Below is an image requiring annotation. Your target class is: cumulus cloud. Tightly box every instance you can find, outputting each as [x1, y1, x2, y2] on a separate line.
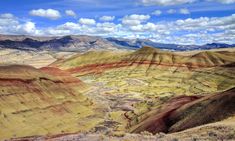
[0, 13, 41, 35]
[99, 16, 115, 21]
[96, 22, 117, 32]
[29, 9, 61, 20]
[58, 22, 81, 30]
[0, 13, 14, 19]
[79, 18, 96, 25]
[179, 8, 190, 14]
[65, 10, 76, 17]
[122, 14, 150, 26]
[0, 13, 18, 26]
[152, 10, 162, 16]
[21, 22, 36, 33]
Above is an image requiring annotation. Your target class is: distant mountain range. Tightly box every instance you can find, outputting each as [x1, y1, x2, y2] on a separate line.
[0, 35, 120, 52]
[107, 37, 235, 51]
[0, 34, 234, 52]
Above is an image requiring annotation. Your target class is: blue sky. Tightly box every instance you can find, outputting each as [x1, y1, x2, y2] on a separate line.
[0, 0, 235, 44]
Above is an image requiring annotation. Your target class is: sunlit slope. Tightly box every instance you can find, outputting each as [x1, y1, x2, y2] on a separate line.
[0, 65, 104, 140]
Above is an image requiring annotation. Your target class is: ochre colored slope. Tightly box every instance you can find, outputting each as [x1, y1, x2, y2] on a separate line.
[0, 65, 104, 140]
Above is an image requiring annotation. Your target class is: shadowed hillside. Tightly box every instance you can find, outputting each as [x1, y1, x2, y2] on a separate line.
[129, 88, 235, 134]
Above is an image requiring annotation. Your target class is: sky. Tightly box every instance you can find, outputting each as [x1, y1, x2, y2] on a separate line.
[0, 0, 235, 45]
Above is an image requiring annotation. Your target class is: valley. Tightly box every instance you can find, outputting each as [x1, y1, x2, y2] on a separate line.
[0, 35, 234, 141]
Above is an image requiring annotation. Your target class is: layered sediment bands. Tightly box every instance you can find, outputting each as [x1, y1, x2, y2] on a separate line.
[168, 88, 235, 133]
[129, 88, 235, 134]
[0, 65, 103, 140]
[54, 46, 235, 75]
[128, 96, 202, 134]
[54, 46, 235, 97]
[40, 67, 84, 84]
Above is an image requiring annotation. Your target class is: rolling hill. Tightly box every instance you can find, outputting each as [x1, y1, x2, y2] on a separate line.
[0, 65, 105, 140]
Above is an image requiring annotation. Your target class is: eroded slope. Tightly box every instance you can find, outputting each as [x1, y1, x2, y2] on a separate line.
[0, 65, 105, 140]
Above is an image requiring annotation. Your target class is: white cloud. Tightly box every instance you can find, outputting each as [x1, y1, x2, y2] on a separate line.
[152, 10, 162, 16]
[179, 8, 190, 14]
[0, 13, 18, 26]
[96, 22, 117, 32]
[29, 9, 61, 20]
[99, 16, 115, 21]
[167, 9, 177, 14]
[139, 0, 196, 6]
[63, 22, 81, 29]
[79, 18, 96, 25]
[21, 22, 36, 33]
[122, 14, 150, 26]
[0, 13, 14, 19]
[65, 10, 76, 17]
[0, 13, 41, 35]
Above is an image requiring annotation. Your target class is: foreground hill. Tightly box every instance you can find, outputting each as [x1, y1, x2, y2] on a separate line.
[0, 65, 105, 140]
[129, 88, 235, 134]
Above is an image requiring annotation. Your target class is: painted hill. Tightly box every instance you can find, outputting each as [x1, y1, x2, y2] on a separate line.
[0, 65, 105, 140]
[53, 46, 235, 74]
[129, 88, 235, 134]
